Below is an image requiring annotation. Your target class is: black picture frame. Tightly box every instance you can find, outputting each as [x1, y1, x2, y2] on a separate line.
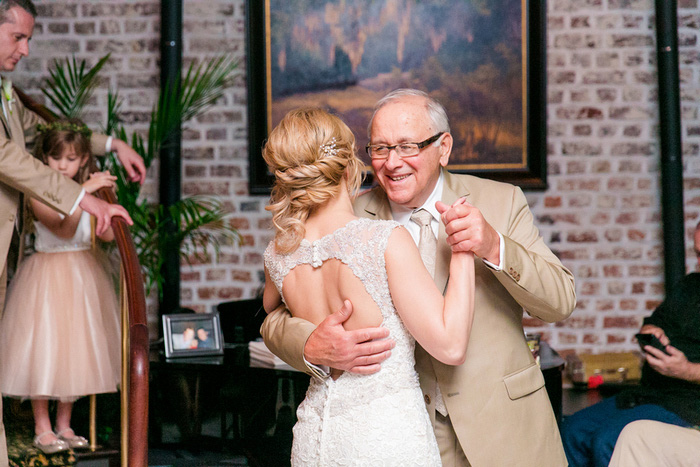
[246, 0, 547, 194]
[162, 312, 224, 358]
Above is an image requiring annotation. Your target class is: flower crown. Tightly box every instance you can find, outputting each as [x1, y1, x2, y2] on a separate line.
[36, 121, 92, 138]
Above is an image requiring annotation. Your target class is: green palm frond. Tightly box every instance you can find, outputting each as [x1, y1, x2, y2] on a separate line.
[41, 54, 111, 119]
[148, 55, 240, 161]
[179, 56, 239, 123]
[103, 89, 123, 136]
[41, 53, 243, 299]
[128, 197, 242, 297]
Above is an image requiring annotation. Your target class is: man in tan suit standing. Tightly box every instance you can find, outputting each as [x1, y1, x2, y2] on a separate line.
[261, 89, 576, 466]
[0, 1, 146, 464]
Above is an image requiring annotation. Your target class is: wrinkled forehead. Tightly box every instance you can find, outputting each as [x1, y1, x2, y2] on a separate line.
[371, 99, 434, 139]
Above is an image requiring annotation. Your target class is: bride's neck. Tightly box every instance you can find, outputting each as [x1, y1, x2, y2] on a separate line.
[306, 180, 356, 230]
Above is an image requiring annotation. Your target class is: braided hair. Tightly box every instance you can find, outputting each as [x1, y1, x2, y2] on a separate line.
[263, 108, 363, 254]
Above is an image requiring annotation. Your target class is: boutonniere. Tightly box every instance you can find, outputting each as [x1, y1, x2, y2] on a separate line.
[2, 78, 14, 114]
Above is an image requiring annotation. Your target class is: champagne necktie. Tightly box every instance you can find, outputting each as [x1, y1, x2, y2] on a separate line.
[410, 209, 436, 278]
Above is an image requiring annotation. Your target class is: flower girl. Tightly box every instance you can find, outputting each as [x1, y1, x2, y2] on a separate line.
[0, 120, 121, 454]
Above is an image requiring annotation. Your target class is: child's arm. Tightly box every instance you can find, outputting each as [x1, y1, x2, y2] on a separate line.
[263, 266, 282, 313]
[31, 171, 118, 239]
[86, 172, 117, 242]
[30, 197, 83, 238]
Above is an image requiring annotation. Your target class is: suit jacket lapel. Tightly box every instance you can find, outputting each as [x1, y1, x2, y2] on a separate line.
[0, 90, 10, 139]
[355, 186, 393, 221]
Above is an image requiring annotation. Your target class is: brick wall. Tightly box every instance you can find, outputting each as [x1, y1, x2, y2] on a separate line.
[538, 0, 700, 355]
[14, 0, 700, 352]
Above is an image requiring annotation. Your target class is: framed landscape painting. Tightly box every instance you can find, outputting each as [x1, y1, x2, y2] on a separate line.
[247, 0, 546, 193]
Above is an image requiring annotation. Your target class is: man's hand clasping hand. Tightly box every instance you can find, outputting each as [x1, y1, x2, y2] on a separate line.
[304, 300, 395, 375]
[436, 198, 501, 265]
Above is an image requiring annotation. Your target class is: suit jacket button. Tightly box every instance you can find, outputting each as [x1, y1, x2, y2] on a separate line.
[424, 394, 431, 405]
[8, 214, 13, 222]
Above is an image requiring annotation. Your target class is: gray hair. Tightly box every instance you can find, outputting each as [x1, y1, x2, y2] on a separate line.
[0, 0, 37, 25]
[367, 89, 451, 138]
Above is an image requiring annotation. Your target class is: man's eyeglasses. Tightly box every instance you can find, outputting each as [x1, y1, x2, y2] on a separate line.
[365, 132, 445, 160]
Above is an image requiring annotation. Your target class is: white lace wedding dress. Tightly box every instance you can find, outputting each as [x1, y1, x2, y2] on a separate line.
[265, 218, 441, 467]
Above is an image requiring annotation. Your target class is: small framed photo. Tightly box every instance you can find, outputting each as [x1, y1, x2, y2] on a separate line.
[162, 312, 224, 358]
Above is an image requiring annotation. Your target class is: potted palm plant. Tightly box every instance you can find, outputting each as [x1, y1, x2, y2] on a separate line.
[40, 54, 242, 299]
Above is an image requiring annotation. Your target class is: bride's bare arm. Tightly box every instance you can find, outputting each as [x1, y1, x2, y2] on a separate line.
[385, 227, 475, 365]
[263, 266, 282, 313]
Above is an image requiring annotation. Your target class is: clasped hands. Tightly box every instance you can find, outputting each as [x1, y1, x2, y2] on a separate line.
[304, 198, 500, 374]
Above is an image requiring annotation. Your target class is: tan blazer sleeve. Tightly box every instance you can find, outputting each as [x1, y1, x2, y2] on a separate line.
[493, 185, 576, 322]
[89, 133, 109, 156]
[260, 305, 319, 376]
[0, 137, 82, 215]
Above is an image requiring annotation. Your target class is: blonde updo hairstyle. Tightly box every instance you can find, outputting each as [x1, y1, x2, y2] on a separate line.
[263, 107, 363, 254]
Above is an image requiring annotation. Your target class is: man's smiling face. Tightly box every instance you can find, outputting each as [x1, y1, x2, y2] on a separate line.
[369, 95, 451, 209]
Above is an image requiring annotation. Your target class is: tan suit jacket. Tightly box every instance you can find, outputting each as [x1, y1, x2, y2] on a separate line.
[261, 170, 576, 466]
[0, 85, 109, 307]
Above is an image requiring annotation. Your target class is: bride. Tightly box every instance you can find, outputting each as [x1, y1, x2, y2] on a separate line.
[262, 107, 475, 466]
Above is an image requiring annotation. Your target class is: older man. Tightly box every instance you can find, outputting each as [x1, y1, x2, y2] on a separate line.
[261, 89, 576, 466]
[0, 0, 145, 463]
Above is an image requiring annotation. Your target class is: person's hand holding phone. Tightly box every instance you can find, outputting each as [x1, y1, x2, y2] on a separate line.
[638, 324, 669, 345]
[635, 332, 670, 355]
[635, 325, 699, 381]
[644, 343, 696, 381]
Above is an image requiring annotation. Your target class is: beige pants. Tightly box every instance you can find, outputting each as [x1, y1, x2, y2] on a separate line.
[609, 420, 700, 467]
[434, 412, 470, 467]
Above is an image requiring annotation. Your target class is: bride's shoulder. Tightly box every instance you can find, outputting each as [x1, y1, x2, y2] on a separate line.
[353, 217, 401, 230]
[348, 218, 403, 239]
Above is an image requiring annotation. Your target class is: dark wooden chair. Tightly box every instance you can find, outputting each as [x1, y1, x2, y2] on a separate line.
[216, 298, 266, 344]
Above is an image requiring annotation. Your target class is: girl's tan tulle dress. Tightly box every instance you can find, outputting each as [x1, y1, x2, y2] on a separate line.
[0, 211, 120, 402]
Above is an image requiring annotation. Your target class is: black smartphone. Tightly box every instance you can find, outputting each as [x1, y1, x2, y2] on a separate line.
[635, 333, 670, 355]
